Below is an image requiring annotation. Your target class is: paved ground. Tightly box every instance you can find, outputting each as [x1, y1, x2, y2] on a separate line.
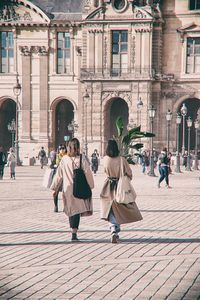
[0, 163, 200, 300]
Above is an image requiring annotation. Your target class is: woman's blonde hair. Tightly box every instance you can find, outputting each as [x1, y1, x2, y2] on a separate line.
[67, 138, 80, 157]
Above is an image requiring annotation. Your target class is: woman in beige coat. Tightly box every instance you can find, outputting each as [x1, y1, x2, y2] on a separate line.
[51, 138, 94, 241]
[100, 140, 142, 243]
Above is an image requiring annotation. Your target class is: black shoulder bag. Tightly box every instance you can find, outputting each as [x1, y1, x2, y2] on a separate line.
[72, 154, 92, 199]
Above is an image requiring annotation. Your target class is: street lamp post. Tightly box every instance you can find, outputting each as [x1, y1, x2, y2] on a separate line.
[67, 120, 79, 138]
[180, 103, 187, 155]
[137, 97, 143, 126]
[7, 119, 16, 149]
[148, 105, 156, 177]
[13, 73, 21, 166]
[166, 109, 172, 153]
[193, 119, 199, 170]
[186, 116, 193, 171]
[83, 89, 90, 157]
[175, 113, 182, 173]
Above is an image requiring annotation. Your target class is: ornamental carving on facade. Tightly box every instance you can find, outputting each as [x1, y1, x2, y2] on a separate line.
[19, 46, 31, 56]
[103, 36, 108, 70]
[102, 91, 131, 103]
[131, 35, 135, 68]
[0, 6, 33, 22]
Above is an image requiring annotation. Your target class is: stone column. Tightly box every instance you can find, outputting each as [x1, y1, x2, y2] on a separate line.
[95, 31, 103, 73]
[39, 46, 49, 141]
[19, 46, 31, 140]
[135, 30, 142, 73]
[87, 31, 95, 70]
[70, 29, 75, 76]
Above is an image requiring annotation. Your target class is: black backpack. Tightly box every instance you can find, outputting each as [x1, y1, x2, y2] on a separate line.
[72, 154, 92, 199]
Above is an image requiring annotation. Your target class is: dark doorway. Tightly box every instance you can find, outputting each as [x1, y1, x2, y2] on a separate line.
[178, 98, 200, 151]
[55, 100, 74, 149]
[0, 99, 16, 152]
[105, 98, 129, 140]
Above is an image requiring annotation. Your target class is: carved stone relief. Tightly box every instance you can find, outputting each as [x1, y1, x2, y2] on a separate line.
[19, 46, 49, 56]
[102, 91, 132, 103]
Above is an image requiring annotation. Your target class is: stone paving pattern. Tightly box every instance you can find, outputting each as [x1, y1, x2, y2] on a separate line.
[0, 164, 200, 299]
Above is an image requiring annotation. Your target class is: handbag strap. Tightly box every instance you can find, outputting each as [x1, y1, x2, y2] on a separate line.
[120, 157, 124, 178]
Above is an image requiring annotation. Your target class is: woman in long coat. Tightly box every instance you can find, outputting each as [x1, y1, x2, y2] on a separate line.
[51, 138, 94, 241]
[100, 140, 142, 243]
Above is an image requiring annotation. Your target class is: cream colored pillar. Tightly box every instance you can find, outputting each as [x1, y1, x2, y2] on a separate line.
[20, 46, 31, 140]
[87, 31, 95, 70]
[95, 31, 103, 72]
[39, 47, 49, 140]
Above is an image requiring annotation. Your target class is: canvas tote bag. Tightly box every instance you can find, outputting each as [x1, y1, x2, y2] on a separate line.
[115, 157, 137, 204]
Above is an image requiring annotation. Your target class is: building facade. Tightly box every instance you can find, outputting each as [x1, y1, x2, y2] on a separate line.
[0, 0, 200, 163]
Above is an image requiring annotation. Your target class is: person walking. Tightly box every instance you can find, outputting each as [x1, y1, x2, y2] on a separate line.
[0, 146, 7, 180]
[38, 146, 47, 169]
[158, 147, 171, 188]
[91, 149, 99, 175]
[51, 138, 94, 241]
[52, 144, 67, 212]
[141, 151, 149, 174]
[100, 139, 143, 244]
[7, 148, 16, 179]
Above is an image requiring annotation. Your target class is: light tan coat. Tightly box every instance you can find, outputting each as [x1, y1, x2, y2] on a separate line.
[51, 155, 94, 217]
[100, 156, 142, 224]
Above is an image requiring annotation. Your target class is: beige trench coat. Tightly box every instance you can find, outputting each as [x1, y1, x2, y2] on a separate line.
[100, 155, 142, 224]
[51, 155, 94, 217]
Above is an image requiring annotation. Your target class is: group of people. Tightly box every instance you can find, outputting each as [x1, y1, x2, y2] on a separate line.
[0, 146, 16, 180]
[50, 138, 142, 243]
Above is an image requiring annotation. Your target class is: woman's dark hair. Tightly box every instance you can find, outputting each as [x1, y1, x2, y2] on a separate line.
[67, 138, 80, 157]
[106, 139, 119, 157]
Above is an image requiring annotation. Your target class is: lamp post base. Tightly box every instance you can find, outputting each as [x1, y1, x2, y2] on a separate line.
[186, 155, 192, 171]
[148, 156, 156, 177]
[175, 154, 181, 173]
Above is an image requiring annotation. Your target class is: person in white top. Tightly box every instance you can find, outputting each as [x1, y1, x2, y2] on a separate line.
[7, 148, 16, 179]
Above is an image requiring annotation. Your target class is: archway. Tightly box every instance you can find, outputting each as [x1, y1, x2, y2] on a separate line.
[104, 97, 129, 141]
[0, 98, 16, 152]
[55, 99, 74, 149]
[178, 98, 200, 151]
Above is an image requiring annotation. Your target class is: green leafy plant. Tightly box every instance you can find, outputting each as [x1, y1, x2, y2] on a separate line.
[114, 116, 155, 164]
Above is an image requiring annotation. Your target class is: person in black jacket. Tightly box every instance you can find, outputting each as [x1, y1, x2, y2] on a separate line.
[0, 146, 7, 180]
[158, 147, 171, 188]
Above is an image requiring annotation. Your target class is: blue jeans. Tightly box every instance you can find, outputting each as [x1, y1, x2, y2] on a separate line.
[108, 208, 120, 234]
[159, 166, 169, 186]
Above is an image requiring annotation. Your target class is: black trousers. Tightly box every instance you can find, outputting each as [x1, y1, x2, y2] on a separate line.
[69, 214, 80, 229]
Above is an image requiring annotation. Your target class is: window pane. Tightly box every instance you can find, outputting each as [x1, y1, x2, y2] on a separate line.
[186, 64, 193, 73]
[197, 0, 200, 8]
[8, 32, 13, 47]
[58, 32, 63, 40]
[8, 49, 13, 58]
[195, 64, 200, 72]
[1, 49, 7, 58]
[64, 36, 70, 48]
[1, 32, 7, 48]
[58, 39, 63, 48]
[58, 49, 63, 58]
[112, 32, 119, 43]
[121, 54, 128, 64]
[121, 31, 128, 42]
[112, 54, 119, 63]
[112, 44, 119, 53]
[121, 43, 128, 52]
[65, 50, 70, 58]
[195, 56, 200, 64]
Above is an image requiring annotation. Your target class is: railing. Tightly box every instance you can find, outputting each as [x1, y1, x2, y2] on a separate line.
[80, 67, 155, 80]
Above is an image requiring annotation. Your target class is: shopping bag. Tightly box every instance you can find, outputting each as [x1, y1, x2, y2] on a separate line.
[115, 158, 137, 204]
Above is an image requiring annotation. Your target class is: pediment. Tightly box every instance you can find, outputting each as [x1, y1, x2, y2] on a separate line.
[84, 3, 153, 22]
[0, 0, 50, 25]
[177, 23, 200, 33]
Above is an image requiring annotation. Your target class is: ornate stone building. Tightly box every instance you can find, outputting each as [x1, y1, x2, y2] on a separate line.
[0, 0, 200, 163]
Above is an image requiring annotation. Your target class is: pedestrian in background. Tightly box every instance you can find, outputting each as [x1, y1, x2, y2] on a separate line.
[51, 138, 94, 241]
[7, 148, 16, 179]
[0, 146, 7, 180]
[38, 146, 47, 169]
[100, 139, 142, 244]
[158, 147, 171, 188]
[91, 149, 99, 175]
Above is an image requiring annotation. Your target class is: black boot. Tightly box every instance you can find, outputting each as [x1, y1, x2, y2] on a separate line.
[71, 233, 79, 241]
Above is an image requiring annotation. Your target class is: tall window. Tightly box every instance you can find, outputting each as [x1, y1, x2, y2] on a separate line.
[0, 32, 14, 73]
[186, 37, 200, 74]
[57, 32, 70, 74]
[112, 30, 128, 75]
[189, 0, 200, 10]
